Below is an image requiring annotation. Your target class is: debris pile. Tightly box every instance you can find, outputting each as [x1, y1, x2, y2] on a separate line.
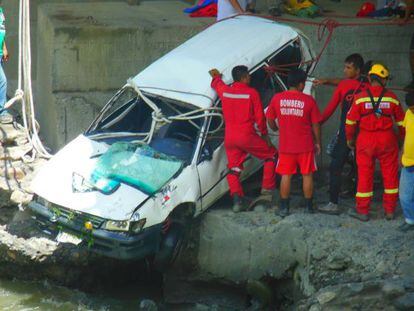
[0, 123, 47, 207]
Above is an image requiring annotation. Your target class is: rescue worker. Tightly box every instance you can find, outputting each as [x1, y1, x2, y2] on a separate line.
[345, 63, 405, 221]
[266, 69, 322, 217]
[209, 66, 277, 212]
[399, 92, 414, 231]
[317, 54, 368, 215]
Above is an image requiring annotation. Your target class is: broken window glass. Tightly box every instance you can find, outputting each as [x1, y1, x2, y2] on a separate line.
[91, 142, 183, 195]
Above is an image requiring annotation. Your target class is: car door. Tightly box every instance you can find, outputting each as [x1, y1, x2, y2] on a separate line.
[196, 115, 229, 210]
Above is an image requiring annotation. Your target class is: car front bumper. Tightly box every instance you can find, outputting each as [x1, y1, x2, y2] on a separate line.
[28, 201, 162, 260]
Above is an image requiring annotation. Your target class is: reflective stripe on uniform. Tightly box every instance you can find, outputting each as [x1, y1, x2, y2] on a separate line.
[355, 97, 399, 105]
[223, 92, 250, 99]
[355, 97, 371, 105]
[384, 188, 399, 194]
[382, 97, 400, 105]
[346, 119, 357, 125]
[356, 191, 374, 198]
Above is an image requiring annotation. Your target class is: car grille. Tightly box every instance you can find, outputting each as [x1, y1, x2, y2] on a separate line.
[50, 204, 105, 229]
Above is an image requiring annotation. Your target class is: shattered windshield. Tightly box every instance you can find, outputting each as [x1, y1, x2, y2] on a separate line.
[87, 86, 204, 163]
[90, 142, 183, 195]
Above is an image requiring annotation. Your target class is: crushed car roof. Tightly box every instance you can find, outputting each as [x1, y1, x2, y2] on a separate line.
[130, 15, 307, 109]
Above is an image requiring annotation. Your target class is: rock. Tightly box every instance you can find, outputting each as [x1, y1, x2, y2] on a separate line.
[326, 253, 351, 271]
[1, 167, 26, 180]
[14, 136, 29, 146]
[376, 260, 389, 275]
[383, 281, 406, 298]
[403, 278, 414, 291]
[138, 299, 158, 311]
[317, 291, 336, 305]
[309, 304, 322, 311]
[10, 190, 33, 205]
[394, 293, 414, 310]
[0, 124, 27, 144]
[0, 145, 32, 161]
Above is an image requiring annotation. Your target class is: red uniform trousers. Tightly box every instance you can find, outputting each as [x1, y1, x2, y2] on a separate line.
[355, 130, 399, 215]
[225, 132, 277, 196]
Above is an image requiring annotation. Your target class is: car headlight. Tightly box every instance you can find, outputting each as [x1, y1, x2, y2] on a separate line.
[102, 218, 146, 233]
[102, 220, 130, 232]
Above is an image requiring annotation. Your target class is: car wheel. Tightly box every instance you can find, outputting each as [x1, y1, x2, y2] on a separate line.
[153, 222, 184, 272]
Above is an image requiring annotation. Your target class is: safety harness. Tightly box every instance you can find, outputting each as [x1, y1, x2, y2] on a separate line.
[362, 87, 391, 118]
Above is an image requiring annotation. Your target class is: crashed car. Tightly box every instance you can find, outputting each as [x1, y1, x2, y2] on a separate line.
[28, 15, 315, 265]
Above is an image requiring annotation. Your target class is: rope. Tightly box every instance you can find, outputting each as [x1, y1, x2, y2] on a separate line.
[125, 83, 224, 143]
[5, 0, 52, 160]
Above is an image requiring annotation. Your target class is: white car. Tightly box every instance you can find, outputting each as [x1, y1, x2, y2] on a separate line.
[28, 15, 315, 265]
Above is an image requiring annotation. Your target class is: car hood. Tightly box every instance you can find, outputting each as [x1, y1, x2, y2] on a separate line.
[31, 135, 150, 221]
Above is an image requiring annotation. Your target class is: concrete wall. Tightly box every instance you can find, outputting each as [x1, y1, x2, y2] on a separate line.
[1, 0, 137, 85]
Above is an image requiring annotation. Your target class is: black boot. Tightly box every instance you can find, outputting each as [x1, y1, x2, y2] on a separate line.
[233, 195, 247, 213]
[276, 198, 290, 217]
[305, 198, 314, 214]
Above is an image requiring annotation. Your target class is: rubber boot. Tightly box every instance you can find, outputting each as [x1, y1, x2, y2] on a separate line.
[385, 212, 395, 221]
[233, 194, 247, 213]
[305, 198, 315, 214]
[259, 189, 274, 202]
[276, 198, 290, 217]
[348, 208, 369, 222]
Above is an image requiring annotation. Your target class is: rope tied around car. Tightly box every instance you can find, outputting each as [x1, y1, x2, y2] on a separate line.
[258, 15, 413, 92]
[130, 82, 224, 144]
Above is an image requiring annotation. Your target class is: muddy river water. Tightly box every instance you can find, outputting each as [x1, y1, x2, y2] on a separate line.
[0, 279, 161, 310]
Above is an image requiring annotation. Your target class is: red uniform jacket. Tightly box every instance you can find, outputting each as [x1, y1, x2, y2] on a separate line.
[211, 76, 267, 137]
[320, 78, 368, 124]
[345, 85, 405, 141]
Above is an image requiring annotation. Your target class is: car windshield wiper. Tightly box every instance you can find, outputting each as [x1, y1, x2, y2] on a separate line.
[87, 132, 149, 140]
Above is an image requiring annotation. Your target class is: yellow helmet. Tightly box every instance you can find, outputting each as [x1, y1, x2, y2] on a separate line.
[368, 63, 390, 79]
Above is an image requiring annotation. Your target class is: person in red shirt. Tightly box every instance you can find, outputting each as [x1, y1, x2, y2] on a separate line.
[345, 63, 405, 222]
[316, 54, 369, 215]
[266, 69, 322, 217]
[210, 66, 277, 212]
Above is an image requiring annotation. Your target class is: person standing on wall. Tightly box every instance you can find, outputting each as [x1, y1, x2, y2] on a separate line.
[209, 66, 277, 212]
[217, 0, 255, 21]
[266, 69, 322, 217]
[399, 92, 414, 232]
[0, 4, 10, 124]
[316, 54, 368, 215]
[345, 63, 405, 222]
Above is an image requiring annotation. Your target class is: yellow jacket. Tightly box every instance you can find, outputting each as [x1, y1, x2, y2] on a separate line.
[286, 0, 314, 10]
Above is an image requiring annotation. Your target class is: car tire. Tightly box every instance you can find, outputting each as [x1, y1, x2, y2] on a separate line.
[153, 222, 184, 272]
